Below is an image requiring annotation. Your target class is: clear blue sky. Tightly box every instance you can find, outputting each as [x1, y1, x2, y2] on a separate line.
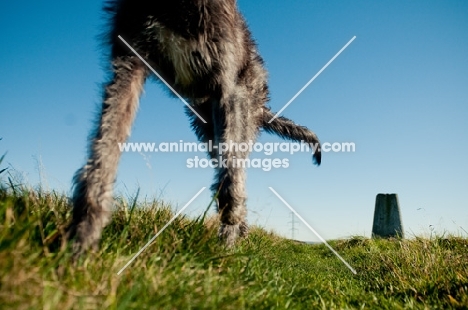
[1, 0, 467, 241]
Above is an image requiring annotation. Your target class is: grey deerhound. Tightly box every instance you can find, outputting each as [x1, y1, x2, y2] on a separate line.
[69, 0, 321, 256]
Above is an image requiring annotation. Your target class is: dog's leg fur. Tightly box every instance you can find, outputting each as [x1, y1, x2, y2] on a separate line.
[211, 94, 250, 246]
[69, 56, 147, 256]
[188, 95, 255, 245]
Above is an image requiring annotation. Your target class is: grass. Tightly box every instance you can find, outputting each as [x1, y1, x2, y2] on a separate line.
[0, 181, 467, 309]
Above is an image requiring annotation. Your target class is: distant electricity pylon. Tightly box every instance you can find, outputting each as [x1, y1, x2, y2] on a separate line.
[288, 212, 298, 239]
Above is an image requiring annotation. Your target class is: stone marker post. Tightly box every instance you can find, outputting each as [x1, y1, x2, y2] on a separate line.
[372, 193, 404, 238]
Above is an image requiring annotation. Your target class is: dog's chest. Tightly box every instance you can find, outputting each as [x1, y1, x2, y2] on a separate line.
[154, 25, 216, 86]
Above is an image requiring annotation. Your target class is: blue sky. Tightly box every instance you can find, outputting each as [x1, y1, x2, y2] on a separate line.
[1, 1, 467, 241]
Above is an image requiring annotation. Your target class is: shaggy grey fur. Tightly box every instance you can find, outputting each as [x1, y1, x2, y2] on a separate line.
[69, 0, 321, 256]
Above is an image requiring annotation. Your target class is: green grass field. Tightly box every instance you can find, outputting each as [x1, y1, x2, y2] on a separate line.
[1, 179, 467, 309]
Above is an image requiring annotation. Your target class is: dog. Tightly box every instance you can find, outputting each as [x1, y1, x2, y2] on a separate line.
[69, 0, 321, 256]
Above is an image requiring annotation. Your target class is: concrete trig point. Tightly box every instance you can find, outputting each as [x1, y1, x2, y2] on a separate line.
[372, 193, 404, 238]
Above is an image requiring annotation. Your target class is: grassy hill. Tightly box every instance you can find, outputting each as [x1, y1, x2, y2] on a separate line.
[0, 182, 467, 309]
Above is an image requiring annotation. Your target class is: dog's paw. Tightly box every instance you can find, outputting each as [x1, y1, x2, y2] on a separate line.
[218, 222, 249, 247]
